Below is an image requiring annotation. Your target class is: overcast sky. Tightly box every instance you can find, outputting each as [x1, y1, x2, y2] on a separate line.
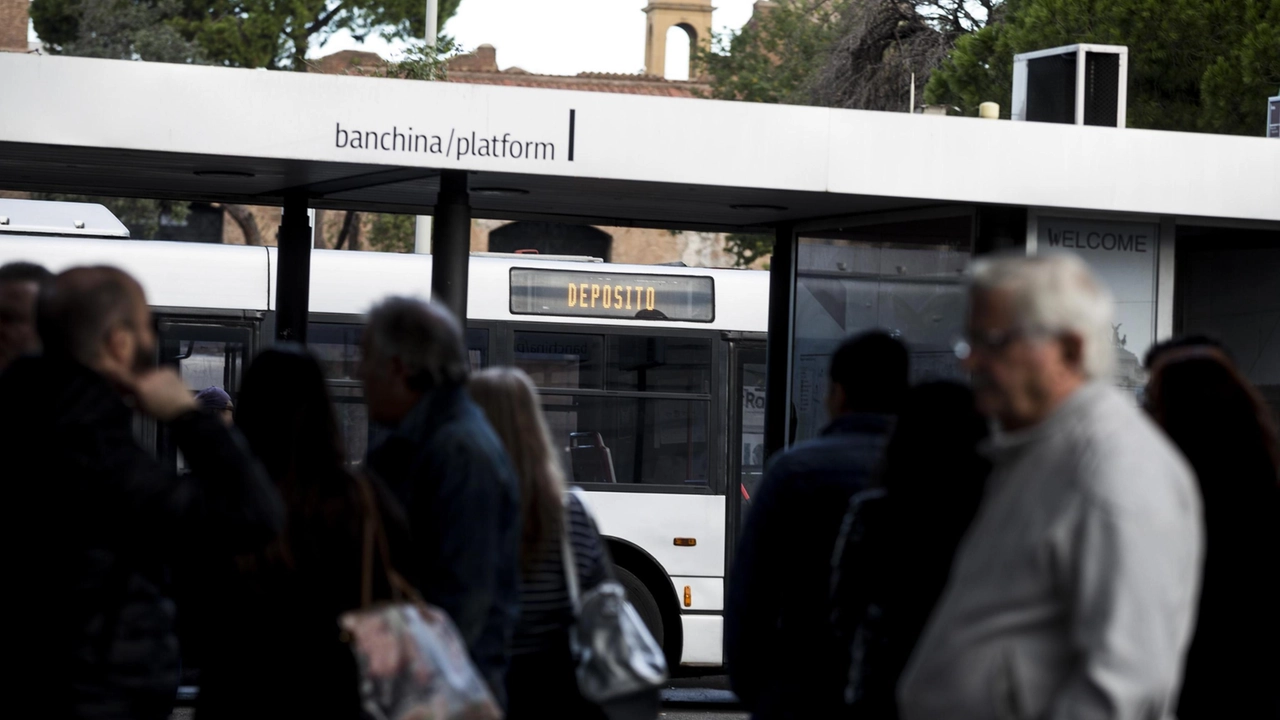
[315, 0, 762, 78]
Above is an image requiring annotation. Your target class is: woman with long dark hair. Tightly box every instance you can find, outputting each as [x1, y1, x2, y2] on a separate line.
[830, 381, 991, 719]
[469, 367, 613, 720]
[1145, 348, 1280, 720]
[196, 345, 405, 719]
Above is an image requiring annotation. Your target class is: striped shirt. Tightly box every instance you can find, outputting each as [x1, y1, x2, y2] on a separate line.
[510, 493, 609, 656]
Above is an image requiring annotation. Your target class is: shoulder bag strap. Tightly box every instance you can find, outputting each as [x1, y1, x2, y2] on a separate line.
[355, 473, 419, 608]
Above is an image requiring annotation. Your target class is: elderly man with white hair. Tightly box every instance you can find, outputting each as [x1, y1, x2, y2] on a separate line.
[898, 253, 1203, 720]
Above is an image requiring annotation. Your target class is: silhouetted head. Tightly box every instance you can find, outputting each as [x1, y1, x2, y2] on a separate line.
[0, 261, 53, 371]
[827, 330, 909, 418]
[236, 345, 346, 487]
[1146, 351, 1279, 487]
[37, 266, 156, 388]
[1143, 334, 1232, 371]
[881, 381, 991, 502]
[470, 366, 566, 571]
[361, 297, 469, 426]
[195, 386, 235, 426]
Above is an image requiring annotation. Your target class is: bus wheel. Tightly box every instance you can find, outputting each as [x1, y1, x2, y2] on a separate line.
[616, 565, 664, 648]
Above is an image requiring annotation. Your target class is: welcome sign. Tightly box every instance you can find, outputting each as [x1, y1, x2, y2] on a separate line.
[1038, 216, 1159, 393]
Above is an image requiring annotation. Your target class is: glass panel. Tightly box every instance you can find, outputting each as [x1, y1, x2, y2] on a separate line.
[1176, 227, 1280, 423]
[310, 323, 490, 380]
[515, 332, 604, 389]
[310, 323, 363, 381]
[330, 385, 370, 468]
[467, 328, 489, 371]
[792, 216, 972, 445]
[607, 336, 712, 394]
[176, 340, 245, 394]
[541, 394, 710, 487]
[737, 351, 767, 535]
[157, 324, 252, 474]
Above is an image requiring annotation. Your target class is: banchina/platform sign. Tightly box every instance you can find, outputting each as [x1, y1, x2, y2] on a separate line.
[333, 110, 578, 162]
[509, 268, 715, 322]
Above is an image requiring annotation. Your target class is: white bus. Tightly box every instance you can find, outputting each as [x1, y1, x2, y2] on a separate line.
[0, 198, 769, 669]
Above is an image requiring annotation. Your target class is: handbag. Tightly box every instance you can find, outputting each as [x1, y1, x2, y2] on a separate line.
[340, 476, 503, 720]
[561, 489, 668, 719]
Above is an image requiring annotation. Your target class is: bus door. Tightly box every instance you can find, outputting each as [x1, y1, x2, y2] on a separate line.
[152, 317, 258, 471]
[726, 336, 766, 569]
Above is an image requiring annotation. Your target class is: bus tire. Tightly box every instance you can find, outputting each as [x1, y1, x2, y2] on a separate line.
[616, 565, 663, 648]
[607, 539, 684, 670]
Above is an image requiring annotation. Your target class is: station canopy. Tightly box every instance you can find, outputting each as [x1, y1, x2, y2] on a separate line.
[2, 53, 1279, 231]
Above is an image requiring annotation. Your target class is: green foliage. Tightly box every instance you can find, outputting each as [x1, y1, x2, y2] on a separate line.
[376, 36, 462, 81]
[1199, 0, 1280, 136]
[925, 0, 1280, 134]
[696, 0, 849, 104]
[32, 193, 190, 240]
[725, 233, 775, 268]
[920, 20, 1012, 116]
[366, 213, 416, 253]
[31, 0, 207, 63]
[33, 0, 464, 71]
[178, 0, 464, 70]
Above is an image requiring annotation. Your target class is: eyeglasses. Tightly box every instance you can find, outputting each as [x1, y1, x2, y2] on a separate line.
[954, 327, 1046, 359]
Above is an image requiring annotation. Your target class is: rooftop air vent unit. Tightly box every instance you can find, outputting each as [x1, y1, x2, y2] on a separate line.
[1012, 44, 1128, 127]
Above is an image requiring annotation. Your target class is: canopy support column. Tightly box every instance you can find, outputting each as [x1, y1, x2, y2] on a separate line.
[764, 223, 797, 462]
[276, 192, 312, 344]
[431, 170, 471, 320]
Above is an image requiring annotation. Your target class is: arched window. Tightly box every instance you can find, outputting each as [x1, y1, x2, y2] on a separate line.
[664, 24, 695, 81]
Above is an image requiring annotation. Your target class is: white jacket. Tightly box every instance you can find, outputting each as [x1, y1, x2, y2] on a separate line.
[899, 383, 1203, 720]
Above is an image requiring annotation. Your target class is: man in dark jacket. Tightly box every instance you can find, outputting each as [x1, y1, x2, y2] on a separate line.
[361, 297, 521, 706]
[726, 331, 908, 720]
[0, 266, 284, 720]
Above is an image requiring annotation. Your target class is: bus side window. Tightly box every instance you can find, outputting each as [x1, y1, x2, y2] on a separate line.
[309, 321, 491, 468]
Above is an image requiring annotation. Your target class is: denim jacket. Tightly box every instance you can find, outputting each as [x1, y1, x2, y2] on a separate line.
[367, 384, 522, 705]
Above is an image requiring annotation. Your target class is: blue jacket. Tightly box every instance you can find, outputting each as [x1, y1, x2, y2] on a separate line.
[726, 413, 893, 720]
[367, 384, 522, 706]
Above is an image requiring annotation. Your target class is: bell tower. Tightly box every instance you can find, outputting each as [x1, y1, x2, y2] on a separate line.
[644, 0, 714, 79]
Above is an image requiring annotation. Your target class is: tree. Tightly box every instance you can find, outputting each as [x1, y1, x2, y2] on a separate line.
[366, 213, 416, 253]
[925, 0, 1280, 135]
[808, 0, 967, 111]
[697, 0, 996, 111]
[1199, 0, 1280, 136]
[31, 0, 207, 63]
[725, 233, 774, 269]
[33, 0, 464, 71]
[697, 0, 848, 105]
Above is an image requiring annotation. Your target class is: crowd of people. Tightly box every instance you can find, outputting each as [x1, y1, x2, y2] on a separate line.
[727, 253, 1280, 720]
[1, 251, 1276, 720]
[0, 262, 614, 720]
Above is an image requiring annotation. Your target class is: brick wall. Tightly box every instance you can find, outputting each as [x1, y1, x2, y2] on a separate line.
[0, 0, 29, 52]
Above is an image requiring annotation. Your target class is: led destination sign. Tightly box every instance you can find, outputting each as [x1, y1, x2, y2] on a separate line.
[510, 268, 714, 322]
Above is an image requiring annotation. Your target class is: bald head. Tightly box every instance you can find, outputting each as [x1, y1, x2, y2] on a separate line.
[38, 267, 154, 375]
